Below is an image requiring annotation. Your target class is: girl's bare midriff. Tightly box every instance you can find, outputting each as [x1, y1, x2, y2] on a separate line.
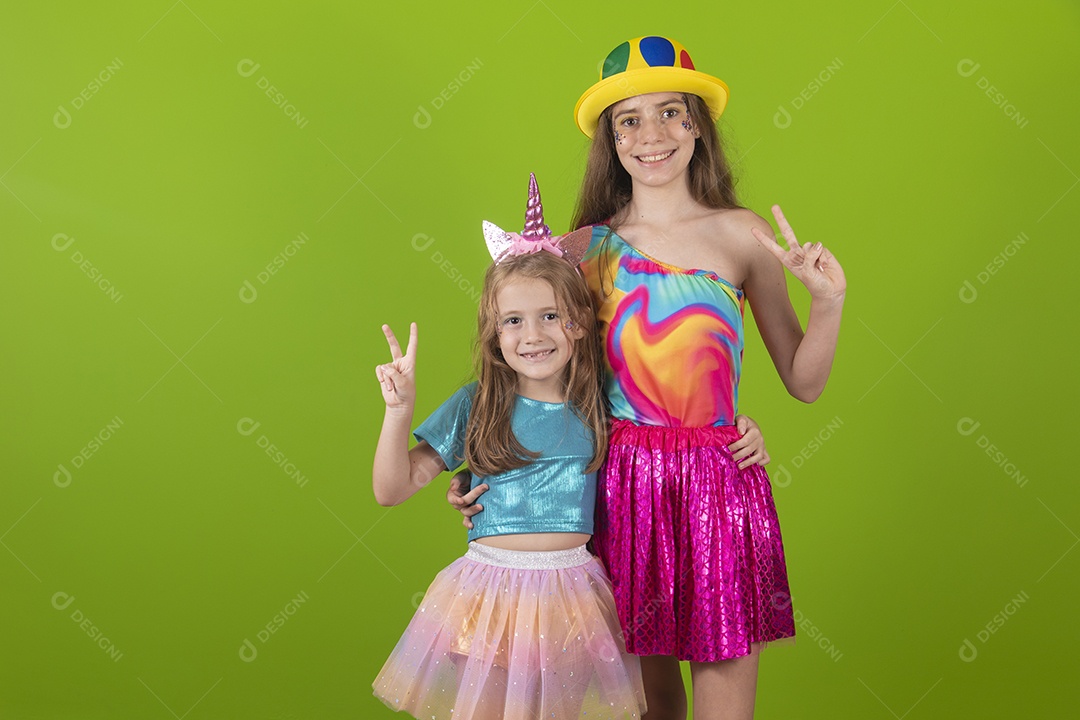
[476, 532, 591, 552]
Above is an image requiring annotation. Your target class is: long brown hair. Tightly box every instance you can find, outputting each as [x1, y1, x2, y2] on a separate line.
[465, 252, 607, 476]
[570, 93, 743, 231]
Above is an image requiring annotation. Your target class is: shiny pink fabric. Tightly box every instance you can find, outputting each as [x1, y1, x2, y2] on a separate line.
[593, 420, 795, 662]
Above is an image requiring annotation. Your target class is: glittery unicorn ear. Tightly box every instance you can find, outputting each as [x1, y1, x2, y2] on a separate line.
[553, 226, 592, 267]
[483, 220, 515, 264]
[521, 172, 551, 239]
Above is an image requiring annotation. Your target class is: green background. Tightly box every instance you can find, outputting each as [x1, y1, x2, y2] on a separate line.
[2, 1, 1077, 718]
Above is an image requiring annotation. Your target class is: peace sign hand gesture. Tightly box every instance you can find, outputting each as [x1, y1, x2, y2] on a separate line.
[752, 205, 846, 301]
[375, 323, 418, 409]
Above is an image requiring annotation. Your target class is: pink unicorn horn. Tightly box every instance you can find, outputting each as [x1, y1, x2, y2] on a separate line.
[521, 172, 552, 239]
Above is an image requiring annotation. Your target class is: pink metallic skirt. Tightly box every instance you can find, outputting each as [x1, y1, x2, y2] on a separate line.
[593, 419, 796, 662]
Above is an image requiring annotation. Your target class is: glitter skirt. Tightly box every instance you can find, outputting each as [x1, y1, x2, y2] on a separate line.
[593, 420, 796, 663]
[372, 542, 646, 719]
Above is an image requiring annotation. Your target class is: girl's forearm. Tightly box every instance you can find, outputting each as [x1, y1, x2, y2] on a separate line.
[373, 406, 417, 506]
[787, 293, 844, 402]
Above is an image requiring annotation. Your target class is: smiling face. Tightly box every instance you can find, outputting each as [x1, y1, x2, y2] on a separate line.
[494, 277, 580, 401]
[610, 91, 700, 190]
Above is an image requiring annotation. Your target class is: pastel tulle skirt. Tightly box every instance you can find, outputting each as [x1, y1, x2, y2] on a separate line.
[593, 420, 796, 663]
[372, 542, 646, 719]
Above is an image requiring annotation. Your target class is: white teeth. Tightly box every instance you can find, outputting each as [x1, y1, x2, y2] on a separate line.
[638, 150, 674, 163]
[521, 350, 552, 359]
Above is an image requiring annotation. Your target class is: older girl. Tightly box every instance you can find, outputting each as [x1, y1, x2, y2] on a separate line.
[570, 37, 846, 719]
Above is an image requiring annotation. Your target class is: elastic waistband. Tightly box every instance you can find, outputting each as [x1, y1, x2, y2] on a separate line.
[465, 542, 592, 570]
[610, 418, 741, 443]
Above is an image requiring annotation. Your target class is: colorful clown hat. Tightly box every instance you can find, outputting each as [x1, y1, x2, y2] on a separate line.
[574, 36, 729, 137]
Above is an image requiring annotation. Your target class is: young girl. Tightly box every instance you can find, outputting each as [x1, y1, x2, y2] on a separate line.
[571, 36, 847, 719]
[371, 176, 647, 719]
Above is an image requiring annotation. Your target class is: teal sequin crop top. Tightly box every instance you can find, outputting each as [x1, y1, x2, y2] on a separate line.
[414, 383, 597, 543]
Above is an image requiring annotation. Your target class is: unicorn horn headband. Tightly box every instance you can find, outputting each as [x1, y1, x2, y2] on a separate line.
[483, 173, 592, 266]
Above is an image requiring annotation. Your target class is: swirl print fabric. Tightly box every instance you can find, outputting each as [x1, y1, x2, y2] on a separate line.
[581, 226, 744, 428]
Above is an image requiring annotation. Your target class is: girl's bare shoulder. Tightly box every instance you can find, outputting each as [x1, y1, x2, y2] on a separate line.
[696, 207, 775, 265]
[673, 207, 773, 284]
[705, 206, 773, 239]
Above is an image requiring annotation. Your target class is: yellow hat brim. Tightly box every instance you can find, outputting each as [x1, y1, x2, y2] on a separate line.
[574, 67, 730, 137]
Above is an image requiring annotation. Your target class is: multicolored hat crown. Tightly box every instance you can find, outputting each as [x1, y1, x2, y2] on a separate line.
[574, 35, 730, 137]
[600, 36, 697, 78]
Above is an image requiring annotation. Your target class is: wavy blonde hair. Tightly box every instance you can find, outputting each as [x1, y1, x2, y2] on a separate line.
[465, 252, 607, 476]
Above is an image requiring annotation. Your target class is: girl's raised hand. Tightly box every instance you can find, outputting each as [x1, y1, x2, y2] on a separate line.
[375, 323, 418, 409]
[751, 205, 846, 301]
